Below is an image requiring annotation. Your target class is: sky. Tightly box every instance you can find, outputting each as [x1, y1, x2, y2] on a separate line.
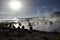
[0, 0, 60, 18]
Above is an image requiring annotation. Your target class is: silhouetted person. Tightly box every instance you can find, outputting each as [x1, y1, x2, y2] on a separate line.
[13, 25, 15, 29]
[28, 22, 33, 30]
[9, 23, 11, 28]
[9, 23, 13, 31]
[17, 26, 20, 30]
[22, 26, 25, 29]
[50, 21, 53, 25]
[30, 26, 33, 30]
[19, 23, 21, 26]
[18, 23, 21, 29]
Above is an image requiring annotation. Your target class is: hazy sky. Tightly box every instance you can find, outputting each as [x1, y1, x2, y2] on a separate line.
[0, 0, 60, 18]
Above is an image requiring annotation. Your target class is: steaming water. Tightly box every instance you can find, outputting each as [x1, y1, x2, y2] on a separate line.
[12, 17, 60, 32]
[18, 18, 60, 32]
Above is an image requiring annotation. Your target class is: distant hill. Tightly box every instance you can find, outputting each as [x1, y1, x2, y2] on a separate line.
[51, 12, 60, 17]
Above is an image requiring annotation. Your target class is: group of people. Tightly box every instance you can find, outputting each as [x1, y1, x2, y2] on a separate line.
[4, 22, 33, 30]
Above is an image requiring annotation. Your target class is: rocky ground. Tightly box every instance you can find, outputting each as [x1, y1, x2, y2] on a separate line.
[0, 29, 60, 40]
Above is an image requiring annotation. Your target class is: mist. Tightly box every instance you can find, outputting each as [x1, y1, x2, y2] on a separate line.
[18, 12, 60, 32]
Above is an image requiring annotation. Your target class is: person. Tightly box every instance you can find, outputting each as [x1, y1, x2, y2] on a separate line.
[50, 21, 53, 25]
[17, 23, 21, 29]
[28, 22, 33, 30]
[22, 25, 25, 29]
[19, 23, 21, 26]
[17, 26, 20, 30]
[9, 23, 11, 28]
[13, 25, 15, 29]
[30, 26, 32, 30]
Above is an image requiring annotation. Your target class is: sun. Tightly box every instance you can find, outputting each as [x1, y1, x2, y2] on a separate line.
[9, 1, 22, 11]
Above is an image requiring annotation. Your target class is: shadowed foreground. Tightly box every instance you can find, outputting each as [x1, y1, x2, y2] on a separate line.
[0, 29, 60, 40]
